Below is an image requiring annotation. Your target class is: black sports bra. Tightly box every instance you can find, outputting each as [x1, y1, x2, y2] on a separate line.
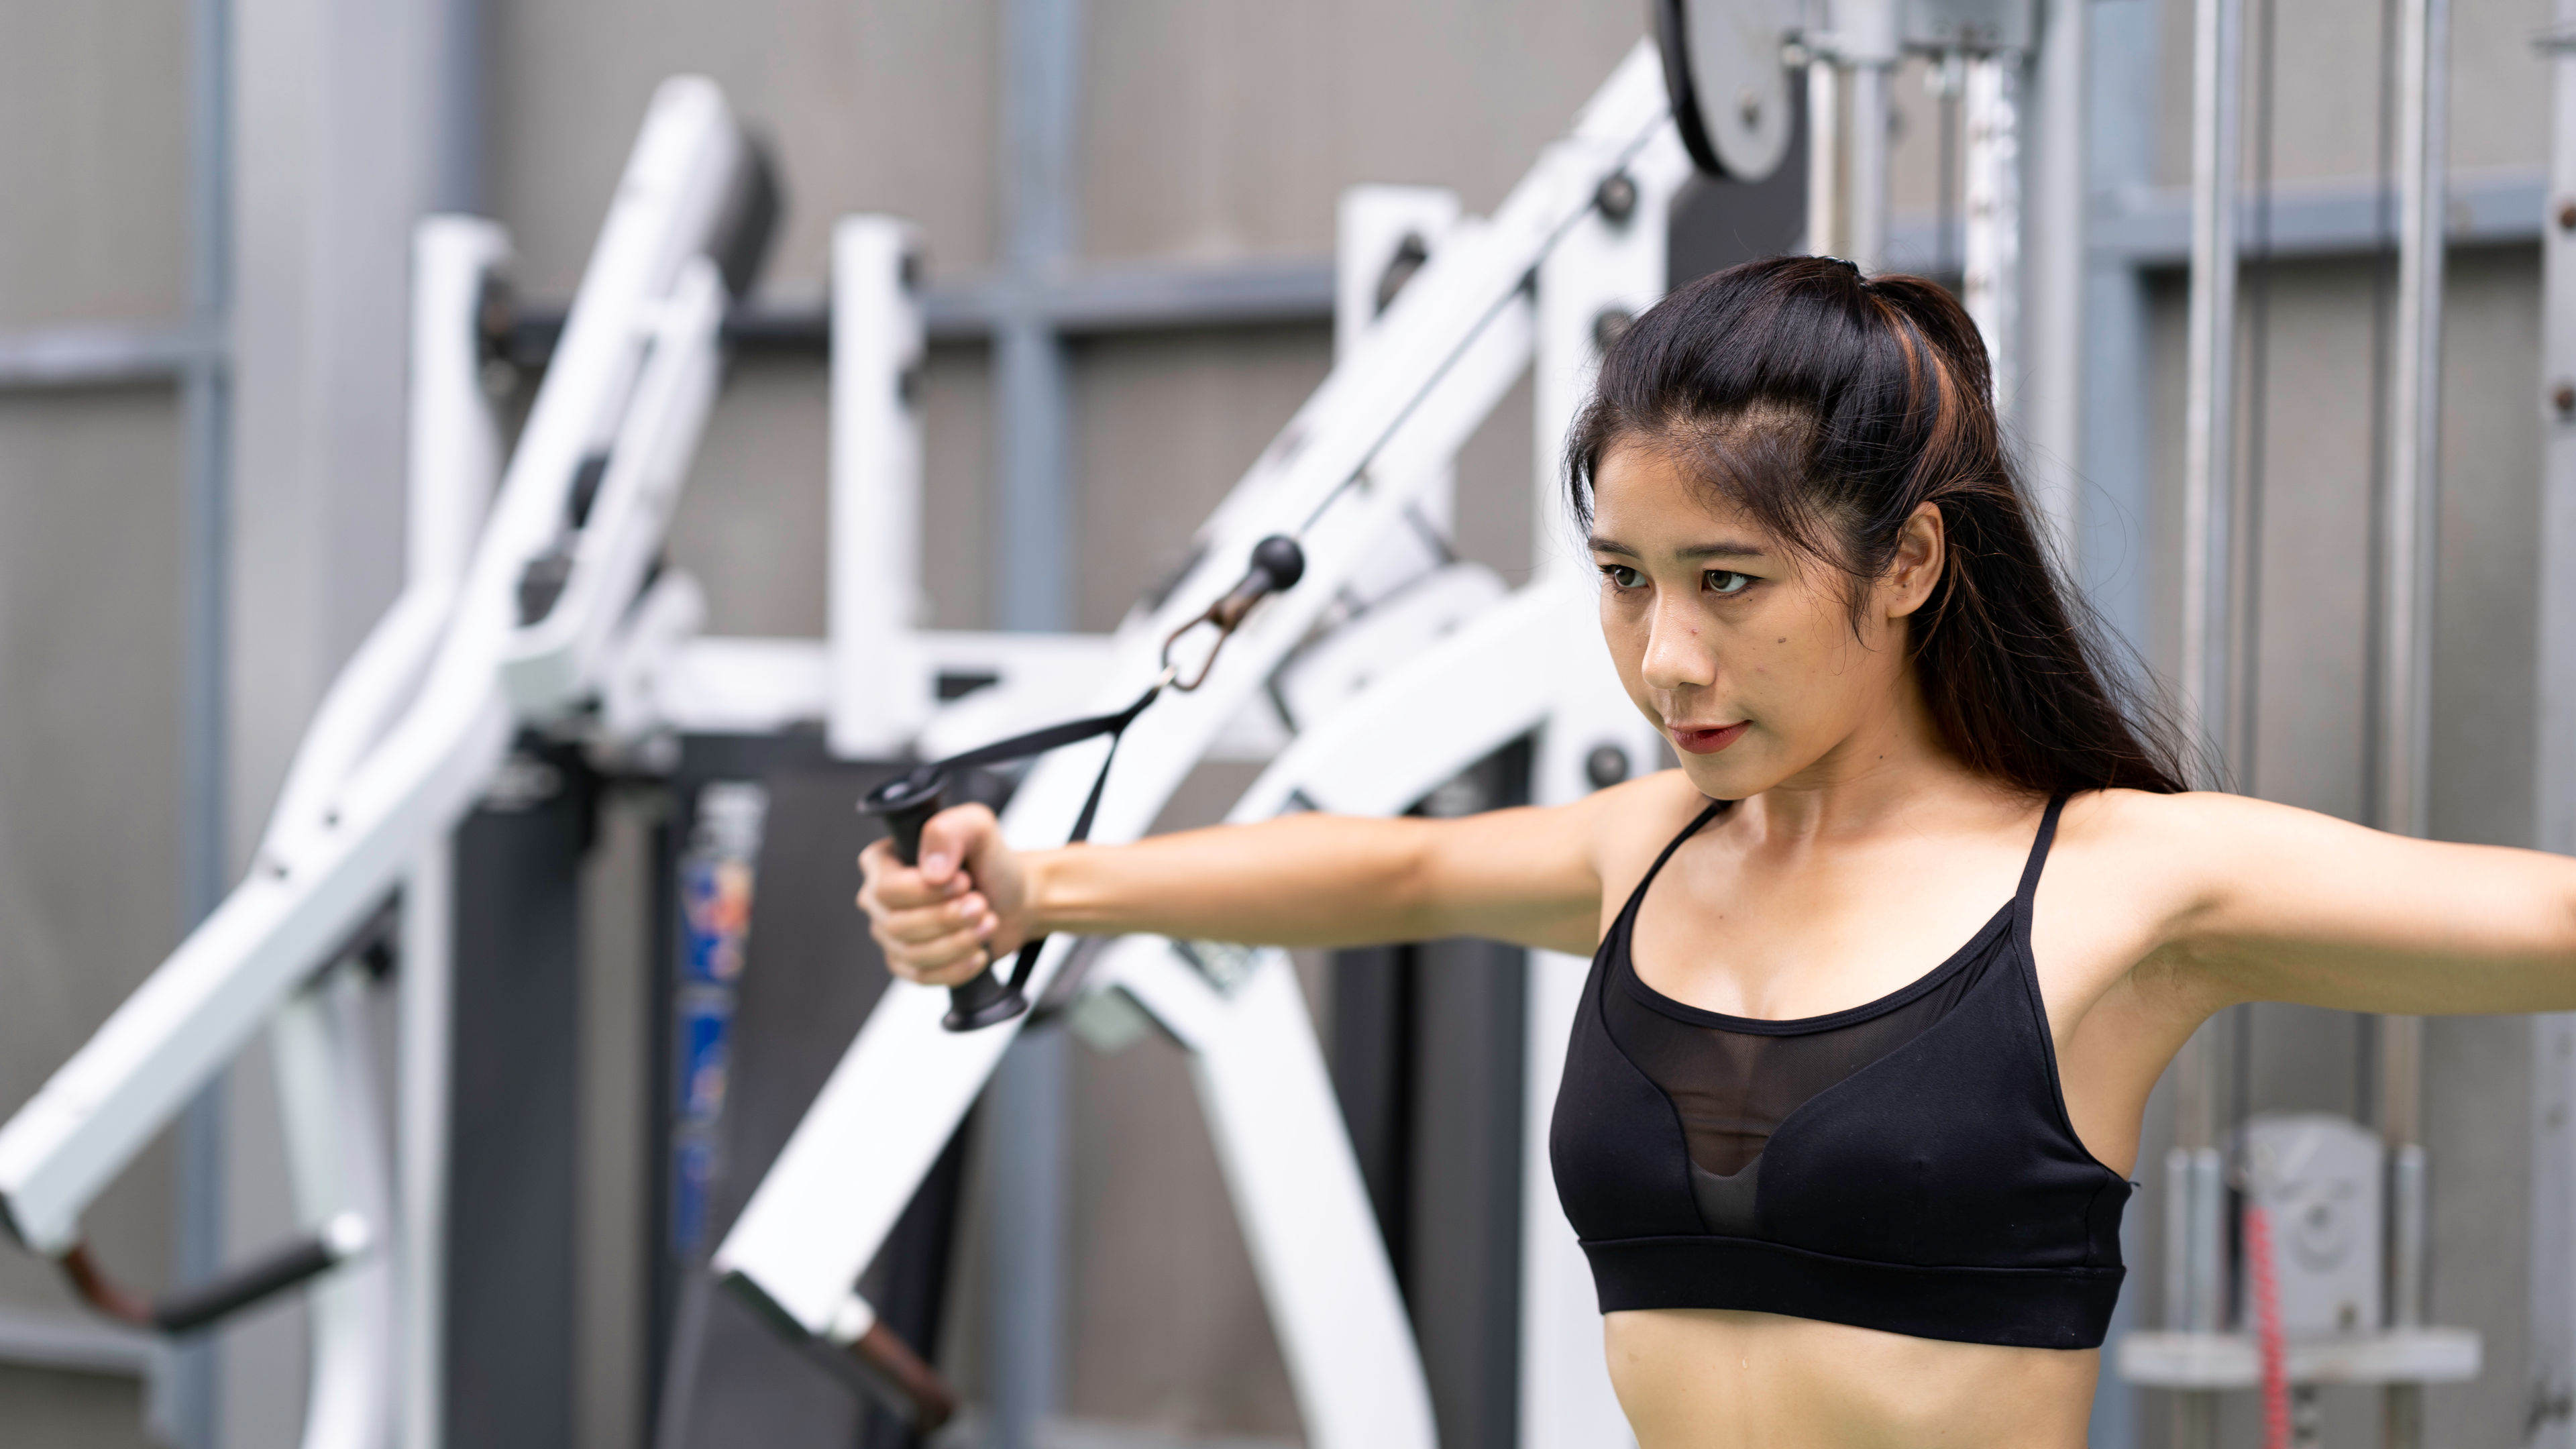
[1548, 794, 2130, 1349]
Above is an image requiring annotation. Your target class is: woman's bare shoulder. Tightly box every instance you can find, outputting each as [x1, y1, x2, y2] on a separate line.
[2057, 786, 2345, 848]
[2050, 786, 2368, 914]
[1576, 767, 1720, 881]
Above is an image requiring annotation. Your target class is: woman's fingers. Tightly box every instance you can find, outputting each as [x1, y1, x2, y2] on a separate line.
[871, 912, 999, 985]
[916, 803, 1000, 884]
[859, 837, 972, 912]
[871, 892, 994, 947]
[889, 936, 994, 986]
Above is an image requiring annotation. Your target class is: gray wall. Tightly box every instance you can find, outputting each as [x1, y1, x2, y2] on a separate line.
[0, 5, 191, 1446]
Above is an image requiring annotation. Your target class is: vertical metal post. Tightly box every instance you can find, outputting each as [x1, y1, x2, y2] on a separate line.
[2378, 0, 2449, 841]
[433, 0, 482, 214]
[1961, 54, 2024, 415]
[1839, 0, 1900, 271]
[2376, 2, 2447, 1442]
[2182, 0, 2244, 773]
[175, 1, 234, 1444]
[2022, 0, 2090, 564]
[400, 849, 453, 1449]
[1845, 64, 1892, 269]
[2172, 0, 2243, 1434]
[399, 215, 506, 1449]
[990, 4, 1081, 1446]
[2080, 0, 2161, 653]
[995, 0, 1082, 637]
[828, 217, 931, 758]
[2078, 20, 2153, 1432]
[1805, 60, 1842, 256]
[2529, 5, 2576, 1442]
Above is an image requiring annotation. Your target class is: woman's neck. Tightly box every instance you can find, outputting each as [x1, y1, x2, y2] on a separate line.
[1740, 669, 2006, 844]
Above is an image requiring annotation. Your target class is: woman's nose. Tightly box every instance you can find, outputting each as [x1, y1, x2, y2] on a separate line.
[1640, 599, 1717, 691]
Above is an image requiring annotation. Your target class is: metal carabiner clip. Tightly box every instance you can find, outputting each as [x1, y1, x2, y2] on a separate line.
[1159, 535, 1306, 692]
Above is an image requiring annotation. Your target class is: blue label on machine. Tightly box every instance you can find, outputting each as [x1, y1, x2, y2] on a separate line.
[669, 784, 764, 1263]
[676, 989, 732, 1124]
[680, 857, 754, 984]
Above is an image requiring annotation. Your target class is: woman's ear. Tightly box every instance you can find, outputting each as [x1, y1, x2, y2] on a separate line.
[1882, 502, 1945, 619]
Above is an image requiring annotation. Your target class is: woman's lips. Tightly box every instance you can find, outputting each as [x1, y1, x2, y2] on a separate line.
[1670, 721, 1750, 755]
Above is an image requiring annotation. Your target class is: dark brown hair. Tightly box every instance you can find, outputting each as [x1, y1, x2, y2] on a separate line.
[1565, 256, 2188, 796]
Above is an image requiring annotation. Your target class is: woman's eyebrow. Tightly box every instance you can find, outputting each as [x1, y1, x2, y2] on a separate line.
[1586, 534, 1767, 560]
[1676, 540, 1768, 560]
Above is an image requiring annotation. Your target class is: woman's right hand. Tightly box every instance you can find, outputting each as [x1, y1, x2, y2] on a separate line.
[857, 802, 1036, 986]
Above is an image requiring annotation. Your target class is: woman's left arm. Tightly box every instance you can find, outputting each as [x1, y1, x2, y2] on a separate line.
[2144, 791, 2576, 1014]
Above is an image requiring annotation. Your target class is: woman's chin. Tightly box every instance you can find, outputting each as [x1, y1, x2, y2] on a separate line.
[1674, 751, 1766, 802]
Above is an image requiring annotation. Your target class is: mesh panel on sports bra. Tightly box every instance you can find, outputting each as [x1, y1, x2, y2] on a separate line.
[1602, 932, 2001, 1235]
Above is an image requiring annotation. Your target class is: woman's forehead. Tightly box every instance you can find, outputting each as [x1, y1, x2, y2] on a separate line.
[1593, 445, 1770, 543]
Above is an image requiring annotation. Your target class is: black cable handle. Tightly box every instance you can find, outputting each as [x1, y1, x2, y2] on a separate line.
[864, 536, 1304, 1031]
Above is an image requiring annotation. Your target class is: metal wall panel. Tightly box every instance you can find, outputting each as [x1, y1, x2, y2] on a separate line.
[0, 388, 186, 1441]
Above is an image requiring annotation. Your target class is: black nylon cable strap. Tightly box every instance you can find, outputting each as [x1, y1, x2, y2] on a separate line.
[910, 680, 1161, 991]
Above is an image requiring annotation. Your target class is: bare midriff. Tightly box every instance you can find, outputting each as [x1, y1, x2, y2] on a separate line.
[1605, 1308, 2098, 1448]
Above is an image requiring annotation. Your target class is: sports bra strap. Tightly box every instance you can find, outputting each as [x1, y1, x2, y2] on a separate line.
[2015, 793, 2072, 906]
[1652, 800, 1727, 876]
[1615, 798, 1728, 926]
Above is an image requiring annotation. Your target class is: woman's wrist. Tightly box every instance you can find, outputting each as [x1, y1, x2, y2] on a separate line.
[1020, 847, 1071, 937]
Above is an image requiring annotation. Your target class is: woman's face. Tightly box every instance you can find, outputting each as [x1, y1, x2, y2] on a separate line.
[1589, 440, 1944, 800]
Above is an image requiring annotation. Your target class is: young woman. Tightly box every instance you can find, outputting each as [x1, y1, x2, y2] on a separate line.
[855, 256, 2576, 1448]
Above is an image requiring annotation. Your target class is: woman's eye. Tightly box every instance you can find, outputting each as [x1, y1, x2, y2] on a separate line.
[1706, 570, 1753, 596]
[1599, 565, 1644, 590]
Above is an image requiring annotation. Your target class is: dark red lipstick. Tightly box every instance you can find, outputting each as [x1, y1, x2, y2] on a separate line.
[1670, 722, 1749, 755]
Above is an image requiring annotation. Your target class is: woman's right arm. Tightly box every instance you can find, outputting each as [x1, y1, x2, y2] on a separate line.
[858, 784, 1650, 987]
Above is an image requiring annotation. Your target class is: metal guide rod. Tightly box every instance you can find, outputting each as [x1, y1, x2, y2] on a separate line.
[398, 850, 452, 1449]
[2021, 0, 2089, 564]
[1807, 60, 1843, 256]
[1837, 0, 1898, 270]
[1962, 54, 2024, 411]
[2378, 0, 2449, 842]
[2175, 0, 2243, 1440]
[174, 0, 233, 1442]
[1846, 64, 1892, 270]
[2532, 0, 2576, 1439]
[2182, 0, 2244, 773]
[2378, 0, 2447, 1439]
[991, 1, 1083, 1440]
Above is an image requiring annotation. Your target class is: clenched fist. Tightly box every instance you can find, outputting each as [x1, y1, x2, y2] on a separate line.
[856, 802, 1036, 985]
